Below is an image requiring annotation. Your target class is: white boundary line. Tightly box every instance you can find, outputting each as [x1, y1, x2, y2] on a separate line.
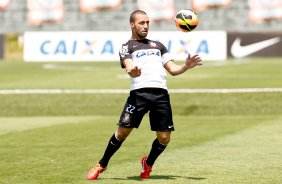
[0, 88, 282, 94]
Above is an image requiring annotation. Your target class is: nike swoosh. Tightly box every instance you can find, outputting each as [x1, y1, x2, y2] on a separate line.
[231, 37, 281, 58]
[168, 125, 174, 129]
[110, 141, 116, 146]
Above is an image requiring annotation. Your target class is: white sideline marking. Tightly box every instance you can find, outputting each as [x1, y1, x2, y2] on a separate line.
[0, 88, 282, 94]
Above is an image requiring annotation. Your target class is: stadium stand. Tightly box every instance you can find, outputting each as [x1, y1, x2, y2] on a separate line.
[0, 0, 282, 33]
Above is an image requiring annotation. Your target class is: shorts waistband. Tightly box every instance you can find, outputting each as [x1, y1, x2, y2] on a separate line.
[132, 88, 168, 94]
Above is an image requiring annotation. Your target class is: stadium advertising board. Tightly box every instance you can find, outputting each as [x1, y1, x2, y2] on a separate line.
[228, 32, 282, 58]
[24, 31, 227, 62]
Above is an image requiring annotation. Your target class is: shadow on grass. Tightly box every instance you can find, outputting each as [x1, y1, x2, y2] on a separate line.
[134, 175, 205, 181]
[105, 175, 206, 181]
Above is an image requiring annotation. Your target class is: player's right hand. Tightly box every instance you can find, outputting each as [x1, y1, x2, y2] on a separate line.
[127, 66, 141, 78]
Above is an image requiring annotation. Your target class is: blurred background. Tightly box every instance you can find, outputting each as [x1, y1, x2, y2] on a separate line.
[0, 0, 282, 61]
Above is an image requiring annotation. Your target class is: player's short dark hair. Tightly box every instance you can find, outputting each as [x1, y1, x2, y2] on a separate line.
[130, 10, 147, 23]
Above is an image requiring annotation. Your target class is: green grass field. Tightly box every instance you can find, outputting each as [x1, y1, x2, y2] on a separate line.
[0, 58, 282, 184]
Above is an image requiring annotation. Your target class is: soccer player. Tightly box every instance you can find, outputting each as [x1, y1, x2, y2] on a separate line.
[86, 10, 202, 180]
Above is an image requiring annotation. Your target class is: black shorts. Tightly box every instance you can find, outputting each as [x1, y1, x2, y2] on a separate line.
[117, 88, 174, 131]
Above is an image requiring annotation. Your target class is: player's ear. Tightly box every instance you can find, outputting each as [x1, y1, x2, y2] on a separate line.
[130, 22, 134, 28]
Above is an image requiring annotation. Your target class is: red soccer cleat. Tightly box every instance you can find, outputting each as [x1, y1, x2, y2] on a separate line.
[140, 156, 152, 179]
[86, 163, 106, 180]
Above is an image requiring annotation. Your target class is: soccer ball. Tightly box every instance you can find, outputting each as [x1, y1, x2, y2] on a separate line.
[175, 9, 199, 32]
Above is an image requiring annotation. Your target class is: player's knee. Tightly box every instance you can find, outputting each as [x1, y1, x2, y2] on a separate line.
[115, 131, 128, 140]
[157, 133, 171, 144]
[115, 127, 132, 140]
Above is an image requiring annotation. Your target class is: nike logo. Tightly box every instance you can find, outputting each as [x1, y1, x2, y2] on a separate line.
[168, 125, 174, 129]
[231, 37, 281, 58]
[110, 141, 118, 147]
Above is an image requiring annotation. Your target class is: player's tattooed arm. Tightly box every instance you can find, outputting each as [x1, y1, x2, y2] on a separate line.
[123, 59, 141, 78]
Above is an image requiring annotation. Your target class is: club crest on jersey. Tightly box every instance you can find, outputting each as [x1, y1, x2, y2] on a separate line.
[149, 41, 157, 47]
[122, 113, 131, 124]
[119, 45, 128, 57]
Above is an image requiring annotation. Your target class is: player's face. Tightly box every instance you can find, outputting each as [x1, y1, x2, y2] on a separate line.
[131, 14, 149, 39]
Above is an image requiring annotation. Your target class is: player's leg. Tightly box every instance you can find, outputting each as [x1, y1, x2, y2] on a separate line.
[86, 126, 133, 180]
[103, 88, 147, 166]
[140, 89, 174, 179]
[140, 131, 171, 179]
[87, 90, 145, 180]
[146, 131, 171, 165]
[147, 89, 173, 167]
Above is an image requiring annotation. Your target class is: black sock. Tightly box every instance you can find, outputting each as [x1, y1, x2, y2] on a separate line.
[146, 138, 167, 167]
[99, 134, 123, 168]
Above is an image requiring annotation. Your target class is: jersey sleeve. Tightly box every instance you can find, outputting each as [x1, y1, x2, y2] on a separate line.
[158, 41, 174, 65]
[119, 42, 132, 68]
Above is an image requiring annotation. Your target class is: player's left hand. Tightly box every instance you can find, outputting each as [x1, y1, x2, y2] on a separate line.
[184, 54, 202, 69]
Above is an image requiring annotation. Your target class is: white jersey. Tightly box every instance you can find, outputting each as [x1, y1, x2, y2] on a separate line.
[119, 39, 173, 91]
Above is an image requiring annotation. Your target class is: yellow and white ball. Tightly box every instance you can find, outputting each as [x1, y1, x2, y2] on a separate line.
[175, 9, 199, 32]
